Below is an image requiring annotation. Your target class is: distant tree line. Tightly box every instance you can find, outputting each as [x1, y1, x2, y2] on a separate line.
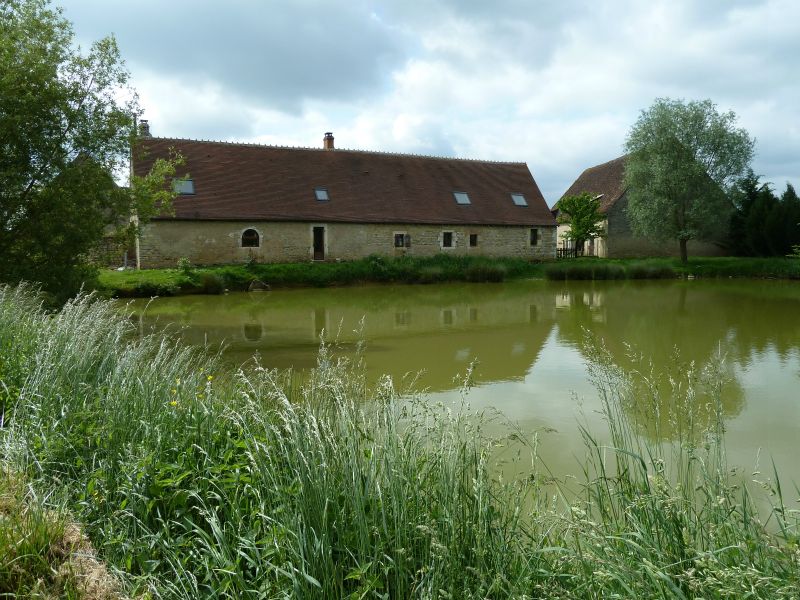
[728, 171, 800, 256]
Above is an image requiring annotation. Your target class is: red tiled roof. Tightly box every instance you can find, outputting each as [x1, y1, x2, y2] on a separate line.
[133, 138, 556, 227]
[559, 156, 627, 214]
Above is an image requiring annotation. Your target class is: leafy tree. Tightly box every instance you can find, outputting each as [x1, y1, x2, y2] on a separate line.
[729, 174, 800, 257]
[556, 192, 606, 255]
[0, 0, 179, 300]
[624, 98, 755, 263]
[729, 170, 775, 256]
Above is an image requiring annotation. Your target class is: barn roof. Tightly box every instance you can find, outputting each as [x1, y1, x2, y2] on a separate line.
[133, 137, 556, 227]
[559, 156, 628, 214]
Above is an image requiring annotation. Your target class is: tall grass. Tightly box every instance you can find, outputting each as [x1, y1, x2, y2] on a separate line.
[1, 284, 798, 598]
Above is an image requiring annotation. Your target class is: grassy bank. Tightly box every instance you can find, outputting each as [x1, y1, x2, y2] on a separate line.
[96, 256, 800, 297]
[545, 256, 800, 281]
[1, 284, 798, 598]
[96, 255, 545, 297]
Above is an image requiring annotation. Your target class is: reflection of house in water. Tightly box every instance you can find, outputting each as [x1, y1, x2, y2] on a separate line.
[133, 283, 558, 393]
[313, 308, 327, 339]
[554, 287, 606, 324]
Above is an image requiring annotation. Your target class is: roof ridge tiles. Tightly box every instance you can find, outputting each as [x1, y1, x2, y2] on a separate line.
[144, 136, 525, 165]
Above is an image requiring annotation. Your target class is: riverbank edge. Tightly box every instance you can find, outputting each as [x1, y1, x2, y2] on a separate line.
[2, 285, 798, 597]
[94, 255, 800, 298]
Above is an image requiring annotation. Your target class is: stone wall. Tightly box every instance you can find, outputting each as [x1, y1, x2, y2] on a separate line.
[605, 193, 725, 258]
[137, 220, 557, 268]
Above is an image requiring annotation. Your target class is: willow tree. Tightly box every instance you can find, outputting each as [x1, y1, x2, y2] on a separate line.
[624, 98, 754, 263]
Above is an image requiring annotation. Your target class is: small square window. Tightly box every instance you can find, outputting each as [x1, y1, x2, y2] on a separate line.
[394, 233, 405, 248]
[469, 233, 478, 247]
[314, 187, 329, 201]
[530, 228, 539, 246]
[453, 191, 471, 205]
[173, 178, 195, 195]
[442, 231, 454, 248]
[511, 193, 527, 206]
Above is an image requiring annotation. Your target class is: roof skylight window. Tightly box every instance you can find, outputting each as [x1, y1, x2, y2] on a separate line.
[511, 193, 528, 206]
[453, 191, 471, 205]
[315, 187, 329, 202]
[173, 178, 195, 195]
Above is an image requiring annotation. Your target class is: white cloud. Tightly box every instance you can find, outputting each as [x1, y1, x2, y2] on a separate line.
[64, 0, 800, 203]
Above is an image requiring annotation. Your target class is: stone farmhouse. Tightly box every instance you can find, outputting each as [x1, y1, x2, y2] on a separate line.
[556, 156, 724, 258]
[132, 127, 557, 268]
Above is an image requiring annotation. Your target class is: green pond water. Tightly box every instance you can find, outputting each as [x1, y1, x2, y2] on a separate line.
[125, 279, 800, 486]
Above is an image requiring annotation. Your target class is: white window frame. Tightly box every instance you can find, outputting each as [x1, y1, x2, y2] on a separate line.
[510, 192, 528, 207]
[393, 231, 410, 248]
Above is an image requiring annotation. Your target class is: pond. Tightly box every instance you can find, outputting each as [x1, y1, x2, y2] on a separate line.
[125, 279, 800, 485]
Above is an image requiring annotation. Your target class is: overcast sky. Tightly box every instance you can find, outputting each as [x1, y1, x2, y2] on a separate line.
[62, 0, 799, 204]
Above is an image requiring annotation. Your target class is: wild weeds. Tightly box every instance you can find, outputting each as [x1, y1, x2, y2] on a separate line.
[1, 284, 798, 598]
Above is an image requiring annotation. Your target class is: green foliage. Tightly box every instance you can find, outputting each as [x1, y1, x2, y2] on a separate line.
[176, 257, 192, 275]
[545, 259, 674, 280]
[546, 256, 800, 281]
[1, 285, 799, 597]
[0, 0, 180, 301]
[624, 98, 755, 263]
[97, 255, 542, 296]
[729, 173, 800, 257]
[556, 192, 606, 253]
[197, 272, 225, 295]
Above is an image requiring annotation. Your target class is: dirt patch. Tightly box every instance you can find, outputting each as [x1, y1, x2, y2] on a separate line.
[0, 467, 128, 599]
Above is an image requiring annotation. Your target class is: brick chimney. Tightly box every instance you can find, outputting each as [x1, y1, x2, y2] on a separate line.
[323, 131, 334, 150]
[138, 119, 151, 137]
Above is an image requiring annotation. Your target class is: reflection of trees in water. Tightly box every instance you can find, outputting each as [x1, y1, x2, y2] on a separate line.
[583, 336, 745, 443]
[553, 281, 778, 440]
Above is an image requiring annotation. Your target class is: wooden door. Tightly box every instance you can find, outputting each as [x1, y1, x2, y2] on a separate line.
[313, 227, 325, 261]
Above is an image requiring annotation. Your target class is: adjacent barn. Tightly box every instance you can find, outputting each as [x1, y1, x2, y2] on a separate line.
[557, 156, 725, 258]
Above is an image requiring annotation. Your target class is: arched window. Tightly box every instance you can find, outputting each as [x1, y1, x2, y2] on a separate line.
[241, 228, 260, 248]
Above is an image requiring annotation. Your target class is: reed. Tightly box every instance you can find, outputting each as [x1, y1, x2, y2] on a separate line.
[1, 284, 798, 598]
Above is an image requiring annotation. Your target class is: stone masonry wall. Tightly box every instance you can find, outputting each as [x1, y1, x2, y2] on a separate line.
[605, 193, 725, 258]
[138, 221, 557, 268]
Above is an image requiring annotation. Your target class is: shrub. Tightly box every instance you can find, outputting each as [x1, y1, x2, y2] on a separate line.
[177, 257, 192, 275]
[565, 263, 594, 280]
[591, 263, 626, 280]
[132, 281, 178, 297]
[199, 273, 225, 294]
[464, 262, 507, 282]
[544, 263, 567, 281]
[628, 262, 676, 279]
[416, 265, 445, 284]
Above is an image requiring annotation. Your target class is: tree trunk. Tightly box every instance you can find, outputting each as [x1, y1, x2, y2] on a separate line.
[679, 238, 688, 264]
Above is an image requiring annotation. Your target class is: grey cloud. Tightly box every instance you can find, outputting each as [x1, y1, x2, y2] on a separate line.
[63, 0, 408, 113]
